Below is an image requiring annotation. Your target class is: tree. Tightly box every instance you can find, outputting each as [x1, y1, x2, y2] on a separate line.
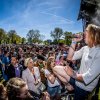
[32, 30, 40, 43]
[38, 34, 45, 43]
[50, 27, 63, 44]
[2, 33, 8, 44]
[7, 30, 23, 44]
[15, 34, 22, 44]
[26, 29, 34, 44]
[44, 39, 52, 45]
[7, 30, 17, 44]
[44, 40, 48, 45]
[27, 29, 42, 44]
[0, 28, 6, 44]
[22, 37, 26, 44]
[63, 31, 72, 45]
[40, 34, 45, 41]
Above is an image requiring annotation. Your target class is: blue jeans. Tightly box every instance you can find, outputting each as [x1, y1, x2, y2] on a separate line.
[47, 85, 61, 97]
[69, 77, 90, 100]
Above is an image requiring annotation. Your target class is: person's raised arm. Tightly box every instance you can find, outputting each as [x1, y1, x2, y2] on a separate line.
[43, 61, 56, 84]
[64, 66, 84, 82]
[67, 34, 83, 61]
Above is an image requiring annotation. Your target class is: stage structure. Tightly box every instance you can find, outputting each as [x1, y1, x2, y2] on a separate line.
[78, 0, 100, 31]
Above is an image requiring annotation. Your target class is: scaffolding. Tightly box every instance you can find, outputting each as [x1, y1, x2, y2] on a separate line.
[77, 0, 99, 31]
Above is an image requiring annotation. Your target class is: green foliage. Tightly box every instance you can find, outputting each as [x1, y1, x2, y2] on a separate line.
[7, 30, 23, 44]
[58, 39, 65, 44]
[98, 87, 100, 100]
[43, 39, 52, 45]
[50, 27, 63, 44]
[0, 27, 83, 45]
[27, 30, 34, 44]
[63, 31, 72, 45]
[7, 30, 16, 43]
[0, 28, 24, 44]
[27, 29, 43, 44]
[22, 37, 26, 44]
[0, 28, 6, 44]
[50, 28, 83, 45]
[44, 40, 48, 45]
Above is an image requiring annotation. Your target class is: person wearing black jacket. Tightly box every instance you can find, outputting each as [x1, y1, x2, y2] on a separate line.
[7, 55, 23, 80]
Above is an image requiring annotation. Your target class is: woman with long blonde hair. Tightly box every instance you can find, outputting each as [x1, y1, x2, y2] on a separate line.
[53, 24, 100, 100]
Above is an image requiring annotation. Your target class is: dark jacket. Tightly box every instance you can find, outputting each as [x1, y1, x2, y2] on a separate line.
[7, 64, 23, 80]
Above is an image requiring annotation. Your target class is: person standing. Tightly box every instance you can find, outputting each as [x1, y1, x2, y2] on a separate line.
[53, 24, 100, 100]
[22, 58, 41, 94]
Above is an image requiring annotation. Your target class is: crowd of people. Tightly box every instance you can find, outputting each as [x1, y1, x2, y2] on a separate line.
[0, 24, 100, 100]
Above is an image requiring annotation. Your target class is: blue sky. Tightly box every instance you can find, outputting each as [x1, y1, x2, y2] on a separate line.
[0, 0, 82, 40]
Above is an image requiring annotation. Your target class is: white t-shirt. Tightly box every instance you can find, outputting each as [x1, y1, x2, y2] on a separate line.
[72, 46, 100, 92]
[44, 69, 60, 87]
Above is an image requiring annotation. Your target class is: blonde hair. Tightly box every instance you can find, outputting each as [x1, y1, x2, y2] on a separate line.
[24, 57, 32, 67]
[86, 24, 100, 47]
[0, 83, 7, 100]
[6, 78, 32, 100]
[47, 58, 55, 73]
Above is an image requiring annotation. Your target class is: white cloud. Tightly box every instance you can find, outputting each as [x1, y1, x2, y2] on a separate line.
[37, 1, 54, 6]
[0, 0, 78, 40]
[40, 11, 74, 24]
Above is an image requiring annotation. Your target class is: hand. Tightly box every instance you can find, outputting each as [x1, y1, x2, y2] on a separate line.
[31, 68, 34, 74]
[42, 92, 50, 100]
[48, 56, 55, 61]
[64, 66, 74, 77]
[34, 79, 39, 85]
[72, 34, 83, 42]
[33, 61, 37, 66]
